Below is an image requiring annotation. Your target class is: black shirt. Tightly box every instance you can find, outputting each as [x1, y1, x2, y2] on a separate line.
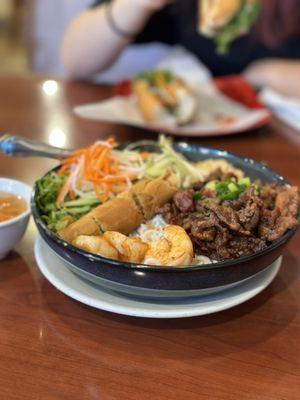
[94, 0, 300, 76]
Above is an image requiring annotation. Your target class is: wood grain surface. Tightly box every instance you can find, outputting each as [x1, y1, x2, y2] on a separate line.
[0, 75, 299, 400]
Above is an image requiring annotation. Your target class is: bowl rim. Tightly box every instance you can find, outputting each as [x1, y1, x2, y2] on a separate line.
[31, 143, 299, 272]
[0, 178, 32, 228]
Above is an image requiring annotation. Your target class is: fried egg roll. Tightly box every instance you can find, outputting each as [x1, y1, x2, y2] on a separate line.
[124, 176, 178, 220]
[59, 175, 177, 243]
[59, 196, 143, 243]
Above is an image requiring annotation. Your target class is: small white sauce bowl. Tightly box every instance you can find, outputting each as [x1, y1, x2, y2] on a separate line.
[0, 178, 32, 260]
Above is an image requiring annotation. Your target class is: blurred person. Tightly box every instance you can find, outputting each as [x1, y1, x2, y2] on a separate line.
[28, 0, 168, 81]
[28, 0, 91, 75]
[60, 0, 300, 96]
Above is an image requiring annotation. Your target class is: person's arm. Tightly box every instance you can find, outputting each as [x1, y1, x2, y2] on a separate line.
[243, 59, 300, 97]
[60, 0, 171, 79]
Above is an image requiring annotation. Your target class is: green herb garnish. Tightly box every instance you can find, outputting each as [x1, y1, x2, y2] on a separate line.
[205, 181, 217, 191]
[254, 183, 261, 196]
[193, 192, 202, 202]
[134, 70, 174, 85]
[215, 0, 261, 55]
[215, 177, 252, 201]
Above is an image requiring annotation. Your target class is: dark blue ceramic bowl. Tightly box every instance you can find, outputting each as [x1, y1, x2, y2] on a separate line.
[31, 143, 299, 299]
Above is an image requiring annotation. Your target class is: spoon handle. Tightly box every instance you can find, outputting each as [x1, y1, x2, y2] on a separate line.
[0, 134, 73, 159]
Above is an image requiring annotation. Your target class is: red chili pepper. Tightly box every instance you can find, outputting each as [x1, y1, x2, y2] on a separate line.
[114, 80, 132, 97]
[214, 75, 264, 109]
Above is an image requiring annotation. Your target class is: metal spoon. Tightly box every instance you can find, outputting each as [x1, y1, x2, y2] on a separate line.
[0, 134, 73, 159]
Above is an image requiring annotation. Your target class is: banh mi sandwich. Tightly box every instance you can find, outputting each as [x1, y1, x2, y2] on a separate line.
[59, 174, 178, 244]
[198, 0, 261, 54]
[132, 70, 197, 126]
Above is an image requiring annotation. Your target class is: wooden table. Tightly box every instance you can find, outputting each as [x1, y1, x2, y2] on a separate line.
[0, 75, 299, 400]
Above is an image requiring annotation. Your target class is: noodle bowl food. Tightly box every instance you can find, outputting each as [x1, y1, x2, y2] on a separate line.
[33, 135, 299, 268]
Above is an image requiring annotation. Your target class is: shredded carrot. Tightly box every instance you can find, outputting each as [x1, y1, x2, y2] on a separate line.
[92, 146, 104, 161]
[110, 185, 130, 193]
[103, 156, 110, 175]
[86, 175, 135, 184]
[101, 176, 128, 184]
[57, 164, 70, 175]
[140, 152, 149, 160]
[83, 150, 89, 177]
[60, 156, 80, 165]
[56, 178, 70, 204]
[95, 148, 109, 171]
[71, 149, 85, 157]
[100, 183, 110, 203]
[93, 182, 102, 202]
[55, 137, 143, 204]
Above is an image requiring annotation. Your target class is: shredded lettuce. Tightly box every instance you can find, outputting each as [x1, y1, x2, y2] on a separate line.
[35, 172, 99, 232]
[134, 70, 174, 85]
[215, 0, 261, 55]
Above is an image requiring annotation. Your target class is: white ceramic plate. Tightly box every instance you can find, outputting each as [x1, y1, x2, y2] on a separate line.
[74, 93, 271, 138]
[34, 236, 281, 319]
[74, 48, 271, 137]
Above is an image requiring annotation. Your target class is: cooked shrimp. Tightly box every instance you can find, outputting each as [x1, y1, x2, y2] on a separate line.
[143, 225, 193, 266]
[73, 225, 193, 266]
[73, 235, 119, 260]
[104, 231, 148, 263]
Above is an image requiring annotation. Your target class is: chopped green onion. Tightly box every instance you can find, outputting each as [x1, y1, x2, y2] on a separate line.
[193, 192, 202, 202]
[215, 177, 255, 202]
[254, 183, 261, 196]
[205, 181, 217, 191]
[238, 177, 251, 187]
[228, 182, 239, 192]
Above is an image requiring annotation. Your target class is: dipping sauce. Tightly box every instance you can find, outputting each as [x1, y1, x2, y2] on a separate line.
[0, 192, 27, 223]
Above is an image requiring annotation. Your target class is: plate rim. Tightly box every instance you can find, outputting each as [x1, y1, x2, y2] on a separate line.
[34, 236, 282, 319]
[74, 100, 272, 138]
